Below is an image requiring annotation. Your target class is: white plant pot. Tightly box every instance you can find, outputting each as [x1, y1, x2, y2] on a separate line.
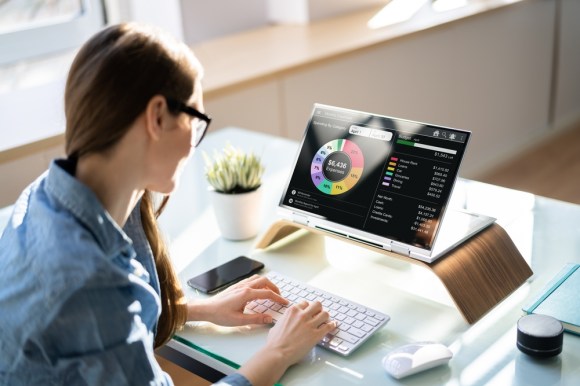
[209, 187, 263, 240]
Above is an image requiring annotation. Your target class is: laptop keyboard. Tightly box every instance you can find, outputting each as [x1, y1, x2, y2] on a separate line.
[244, 272, 390, 356]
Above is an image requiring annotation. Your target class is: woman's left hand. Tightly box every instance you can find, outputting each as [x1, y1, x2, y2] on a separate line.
[187, 274, 289, 326]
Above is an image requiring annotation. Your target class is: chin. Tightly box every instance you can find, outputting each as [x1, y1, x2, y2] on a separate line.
[149, 179, 179, 195]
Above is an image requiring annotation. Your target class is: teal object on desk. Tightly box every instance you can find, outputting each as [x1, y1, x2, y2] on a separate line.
[523, 263, 580, 335]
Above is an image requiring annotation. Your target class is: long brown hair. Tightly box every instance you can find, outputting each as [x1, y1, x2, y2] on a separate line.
[64, 23, 200, 347]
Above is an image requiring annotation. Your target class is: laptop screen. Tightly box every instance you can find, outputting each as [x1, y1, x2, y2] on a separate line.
[279, 104, 470, 251]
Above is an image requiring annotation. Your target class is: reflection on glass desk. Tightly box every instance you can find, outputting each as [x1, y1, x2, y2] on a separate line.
[159, 128, 580, 385]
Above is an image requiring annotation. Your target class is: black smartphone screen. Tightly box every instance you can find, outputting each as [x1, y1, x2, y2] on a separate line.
[186, 256, 265, 294]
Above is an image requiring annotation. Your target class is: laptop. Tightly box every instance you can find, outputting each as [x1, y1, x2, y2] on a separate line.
[278, 104, 495, 263]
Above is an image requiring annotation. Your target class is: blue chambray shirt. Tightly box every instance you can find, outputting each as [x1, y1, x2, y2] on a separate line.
[0, 159, 250, 386]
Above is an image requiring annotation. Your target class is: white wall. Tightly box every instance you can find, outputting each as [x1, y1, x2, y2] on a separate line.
[553, 0, 580, 130]
[181, 0, 383, 43]
[2, 0, 580, 207]
[208, 0, 558, 178]
[104, 0, 184, 39]
[180, 0, 269, 44]
[267, 0, 384, 24]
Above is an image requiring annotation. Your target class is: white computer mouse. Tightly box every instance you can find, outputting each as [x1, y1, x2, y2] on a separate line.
[382, 342, 453, 379]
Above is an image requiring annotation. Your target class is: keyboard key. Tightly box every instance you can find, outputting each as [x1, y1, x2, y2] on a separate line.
[349, 327, 366, 338]
[254, 304, 267, 313]
[361, 323, 373, 333]
[355, 313, 366, 321]
[335, 330, 360, 344]
[335, 313, 346, 321]
[365, 316, 380, 326]
[339, 343, 352, 352]
[263, 300, 274, 307]
[330, 338, 342, 347]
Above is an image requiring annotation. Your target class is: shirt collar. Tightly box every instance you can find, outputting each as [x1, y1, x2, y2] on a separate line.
[44, 158, 134, 258]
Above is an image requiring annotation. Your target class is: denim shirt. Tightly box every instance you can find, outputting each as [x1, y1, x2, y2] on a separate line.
[0, 159, 250, 386]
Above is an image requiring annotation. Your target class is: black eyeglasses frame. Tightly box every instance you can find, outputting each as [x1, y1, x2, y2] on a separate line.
[166, 97, 212, 147]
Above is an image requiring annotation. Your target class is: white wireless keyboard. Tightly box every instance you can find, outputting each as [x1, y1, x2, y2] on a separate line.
[245, 272, 390, 356]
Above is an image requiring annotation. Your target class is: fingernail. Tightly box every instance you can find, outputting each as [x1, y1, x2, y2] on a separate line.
[264, 315, 273, 323]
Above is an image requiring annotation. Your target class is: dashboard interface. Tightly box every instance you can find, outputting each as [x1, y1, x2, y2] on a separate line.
[280, 105, 470, 250]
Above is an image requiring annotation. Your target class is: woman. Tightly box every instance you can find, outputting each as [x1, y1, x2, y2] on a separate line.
[0, 23, 335, 386]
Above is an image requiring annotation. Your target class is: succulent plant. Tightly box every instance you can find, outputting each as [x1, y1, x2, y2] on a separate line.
[203, 144, 265, 194]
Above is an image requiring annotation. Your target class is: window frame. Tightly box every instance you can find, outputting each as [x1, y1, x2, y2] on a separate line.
[0, 0, 106, 65]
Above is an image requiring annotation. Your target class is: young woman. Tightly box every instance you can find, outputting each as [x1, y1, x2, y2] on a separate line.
[0, 23, 335, 386]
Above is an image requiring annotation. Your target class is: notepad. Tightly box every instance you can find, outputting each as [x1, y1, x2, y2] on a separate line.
[523, 263, 580, 335]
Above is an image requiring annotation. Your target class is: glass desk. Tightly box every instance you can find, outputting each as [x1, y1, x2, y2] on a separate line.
[156, 128, 580, 385]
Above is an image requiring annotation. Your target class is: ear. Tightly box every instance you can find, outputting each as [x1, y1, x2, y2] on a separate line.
[144, 95, 169, 141]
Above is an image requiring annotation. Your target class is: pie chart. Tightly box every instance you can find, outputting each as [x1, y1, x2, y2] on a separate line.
[311, 139, 364, 195]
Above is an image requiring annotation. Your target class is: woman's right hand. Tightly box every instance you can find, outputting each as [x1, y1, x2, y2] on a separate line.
[238, 300, 336, 386]
[266, 300, 336, 365]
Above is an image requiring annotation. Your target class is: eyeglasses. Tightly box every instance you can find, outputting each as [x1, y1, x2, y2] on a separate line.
[166, 98, 211, 147]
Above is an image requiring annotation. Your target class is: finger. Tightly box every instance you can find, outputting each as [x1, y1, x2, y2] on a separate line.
[304, 300, 323, 314]
[246, 288, 289, 305]
[225, 274, 259, 292]
[236, 274, 261, 286]
[310, 308, 331, 326]
[238, 312, 273, 325]
[243, 274, 261, 283]
[292, 300, 309, 310]
[245, 276, 282, 294]
[319, 320, 337, 333]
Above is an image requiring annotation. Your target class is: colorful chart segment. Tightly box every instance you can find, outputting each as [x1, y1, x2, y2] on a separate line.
[383, 156, 397, 187]
[311, 139, 364, 195]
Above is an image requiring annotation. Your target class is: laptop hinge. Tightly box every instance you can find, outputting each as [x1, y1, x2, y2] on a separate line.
[291, 214, 308, 226]
[391, 242, 410, 256]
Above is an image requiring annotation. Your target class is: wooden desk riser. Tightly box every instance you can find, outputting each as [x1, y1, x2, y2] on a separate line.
[255, 220, 533, 324]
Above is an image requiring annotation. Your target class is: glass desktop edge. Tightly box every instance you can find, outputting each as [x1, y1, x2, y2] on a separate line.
[172, 334, 241, 370]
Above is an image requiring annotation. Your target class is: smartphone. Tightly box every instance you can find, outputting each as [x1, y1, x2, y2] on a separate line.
[186, 256, 265, 294]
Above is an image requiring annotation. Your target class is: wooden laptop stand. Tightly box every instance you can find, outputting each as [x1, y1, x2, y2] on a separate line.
[255, 220, 532, 324]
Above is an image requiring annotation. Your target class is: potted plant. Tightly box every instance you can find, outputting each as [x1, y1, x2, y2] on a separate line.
[203, 144, 265, 240]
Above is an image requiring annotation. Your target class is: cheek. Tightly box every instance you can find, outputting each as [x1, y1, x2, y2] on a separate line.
[173, 133, 194, 171]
